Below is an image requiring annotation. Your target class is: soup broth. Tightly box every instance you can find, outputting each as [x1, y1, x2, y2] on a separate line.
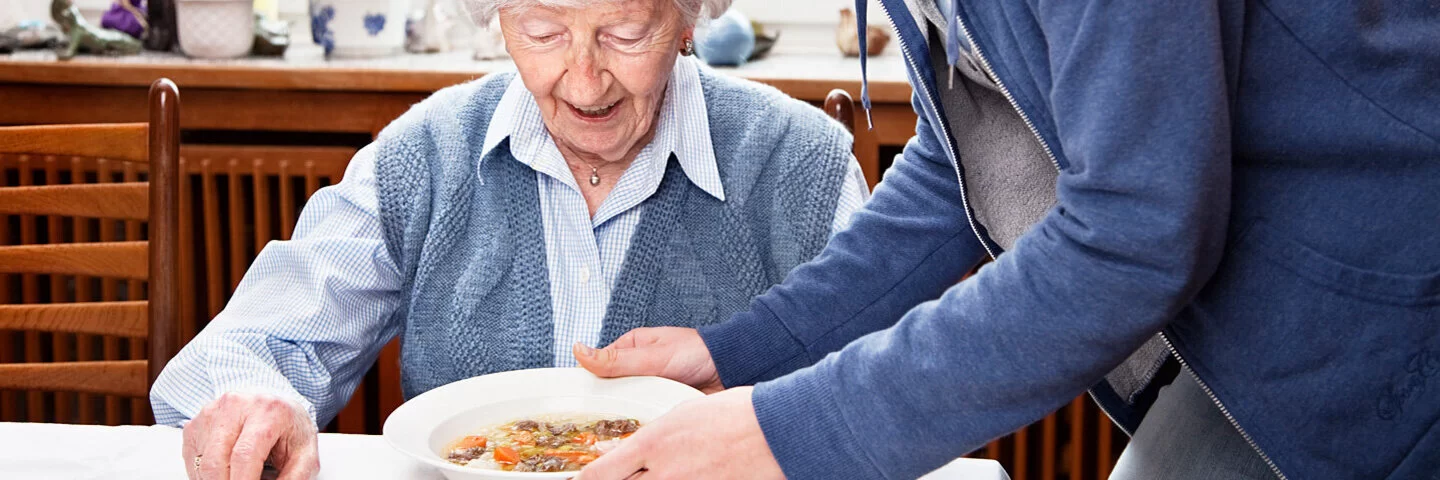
[443, 413, 641, 472]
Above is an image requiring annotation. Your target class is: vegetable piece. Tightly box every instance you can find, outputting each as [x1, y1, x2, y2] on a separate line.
[545, 451, 598, 464]
[573, 432, 597, 445]
[494, 446, 520, 464]
[513, 431, 535, 445]
[454, 435, 487, 450]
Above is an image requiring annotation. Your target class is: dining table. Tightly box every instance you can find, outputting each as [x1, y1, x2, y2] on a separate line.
[0, 422, 1011, 480]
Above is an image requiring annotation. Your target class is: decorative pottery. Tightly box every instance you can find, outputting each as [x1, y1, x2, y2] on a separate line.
[175, 0, 254, 58]
[311, 0, 411, 57]
[695, 9, 754, 66]
[836, 7, 889, 57]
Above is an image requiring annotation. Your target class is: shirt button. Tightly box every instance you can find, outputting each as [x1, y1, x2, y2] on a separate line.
[580, 267, 591, 283]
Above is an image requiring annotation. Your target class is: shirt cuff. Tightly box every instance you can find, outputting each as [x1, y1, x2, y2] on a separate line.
[753, 363, 885, 479]
[699, 302, 809, 387]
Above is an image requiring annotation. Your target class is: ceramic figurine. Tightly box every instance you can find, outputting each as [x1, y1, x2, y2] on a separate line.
[142, 0, 177, 51]
[252, 12, 290, 56]
[748, 20, 778, 62]
[100, 0, 147, 39]
[836, 7, 889, 57]
[407, 0, 454, 53]
[471, 15, 507, 60]
[51, 0, 143, 59]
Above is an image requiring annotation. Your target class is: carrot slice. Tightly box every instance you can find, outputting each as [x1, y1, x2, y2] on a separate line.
[572, 432, 597, 445]
[453, 435, 487, 450]
[494, 446, 520, 464]
[545, 451, 598, 464]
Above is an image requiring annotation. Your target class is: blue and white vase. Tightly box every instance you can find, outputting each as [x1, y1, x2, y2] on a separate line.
[309, 0, 411, 57]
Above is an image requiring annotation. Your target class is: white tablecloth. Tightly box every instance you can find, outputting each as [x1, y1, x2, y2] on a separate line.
[0, 422, 1009, 480]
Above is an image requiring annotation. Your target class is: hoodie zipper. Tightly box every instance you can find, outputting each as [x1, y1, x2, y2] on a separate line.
[946, 7, 1288, 480]
[879, 5, 996, 259]
[1160, 332, 1289, 480]
[950, 15, 1061, 173]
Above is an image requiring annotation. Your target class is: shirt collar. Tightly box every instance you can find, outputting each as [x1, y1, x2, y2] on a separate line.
[478, 57, 725, 202]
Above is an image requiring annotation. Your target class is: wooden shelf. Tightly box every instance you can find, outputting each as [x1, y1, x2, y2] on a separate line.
[0, 50, 913, 102]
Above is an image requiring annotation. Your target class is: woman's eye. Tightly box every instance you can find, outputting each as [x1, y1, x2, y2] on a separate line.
[606, 34, 643, 46]
[530, 33, 561, 44]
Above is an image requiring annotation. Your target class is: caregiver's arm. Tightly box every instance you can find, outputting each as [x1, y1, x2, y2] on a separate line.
[749, 2, 1234, 478]
[699, 91, 992, 387]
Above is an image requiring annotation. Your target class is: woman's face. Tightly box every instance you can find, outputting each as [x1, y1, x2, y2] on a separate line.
[500, 0, 686, 163]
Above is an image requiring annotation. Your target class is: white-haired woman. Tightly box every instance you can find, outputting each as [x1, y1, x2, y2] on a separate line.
[152, 0, 869, 478]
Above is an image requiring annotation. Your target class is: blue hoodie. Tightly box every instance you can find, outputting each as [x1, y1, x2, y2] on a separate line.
[698, 1, 1440, 479]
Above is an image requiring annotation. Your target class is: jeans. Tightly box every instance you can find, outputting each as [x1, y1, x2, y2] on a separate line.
[1109, 368, 1277, 480]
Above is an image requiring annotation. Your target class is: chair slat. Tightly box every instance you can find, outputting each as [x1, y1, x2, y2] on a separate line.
[0, 183, 149, 220]
[0, 124, 149, 164]
[0, 241, 148, 279]
[0, 360, 148, 397]
[0, 302, 147, 338]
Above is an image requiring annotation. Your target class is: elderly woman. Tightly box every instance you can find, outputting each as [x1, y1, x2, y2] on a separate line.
[150, 0, 867, 477]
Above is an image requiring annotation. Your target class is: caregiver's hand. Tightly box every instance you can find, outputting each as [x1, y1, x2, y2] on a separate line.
[182, 392, 320, 480]
[573, 387, 783, 480]
[573, 327, 723, 394]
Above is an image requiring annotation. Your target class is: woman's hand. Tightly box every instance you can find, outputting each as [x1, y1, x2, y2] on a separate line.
[182, 392, 320, 480]
[574, 387, 784, 480]
[573, 327, 724, 393]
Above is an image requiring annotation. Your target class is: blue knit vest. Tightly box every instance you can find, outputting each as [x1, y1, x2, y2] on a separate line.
[373, 71, 854, 398]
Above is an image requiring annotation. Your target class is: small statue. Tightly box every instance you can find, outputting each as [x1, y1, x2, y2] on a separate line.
[252, 13, 290, 56]
[471, 15, 508, 60]
[100, 0, 147, 40]
[51, 0, 142, 59]
[837, 8, 890, 57]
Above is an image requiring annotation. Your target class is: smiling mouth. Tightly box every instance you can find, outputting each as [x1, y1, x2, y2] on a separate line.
[568, 99, 620, 120]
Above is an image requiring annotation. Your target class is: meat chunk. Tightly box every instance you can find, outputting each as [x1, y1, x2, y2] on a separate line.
[536, 434, 568, 448]
[547, 422, 576, 435]
[513, 455, 569, 472]
[446, 446, 486, 463]
[591, 419, 639, 438]
[512, 420, 540, 431]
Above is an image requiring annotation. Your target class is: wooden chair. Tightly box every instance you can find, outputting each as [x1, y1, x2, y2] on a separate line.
[0, 78, 180, 422]
[824, 89, 857, 135]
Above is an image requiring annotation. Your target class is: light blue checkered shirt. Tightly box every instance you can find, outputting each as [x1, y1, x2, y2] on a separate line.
[150, 57, 870, 426]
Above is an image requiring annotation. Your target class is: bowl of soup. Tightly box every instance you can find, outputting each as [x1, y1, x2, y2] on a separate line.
[382, 368, 703, 479]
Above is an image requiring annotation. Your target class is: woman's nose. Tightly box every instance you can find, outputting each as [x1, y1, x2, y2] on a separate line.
[564, 41, 610, 102]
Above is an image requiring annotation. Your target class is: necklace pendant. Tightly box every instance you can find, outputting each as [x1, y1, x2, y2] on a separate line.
[589, 169, 601, 186]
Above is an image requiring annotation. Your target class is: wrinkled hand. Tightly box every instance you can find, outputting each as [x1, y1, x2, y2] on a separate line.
[574, 387, 783, 480]
[573, 327, 724, 393]
[182, 392, 320, 480]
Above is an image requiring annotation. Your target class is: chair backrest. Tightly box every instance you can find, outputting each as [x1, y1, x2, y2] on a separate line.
[824, 89, 856, 135]
[0, 79, 180, 418]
